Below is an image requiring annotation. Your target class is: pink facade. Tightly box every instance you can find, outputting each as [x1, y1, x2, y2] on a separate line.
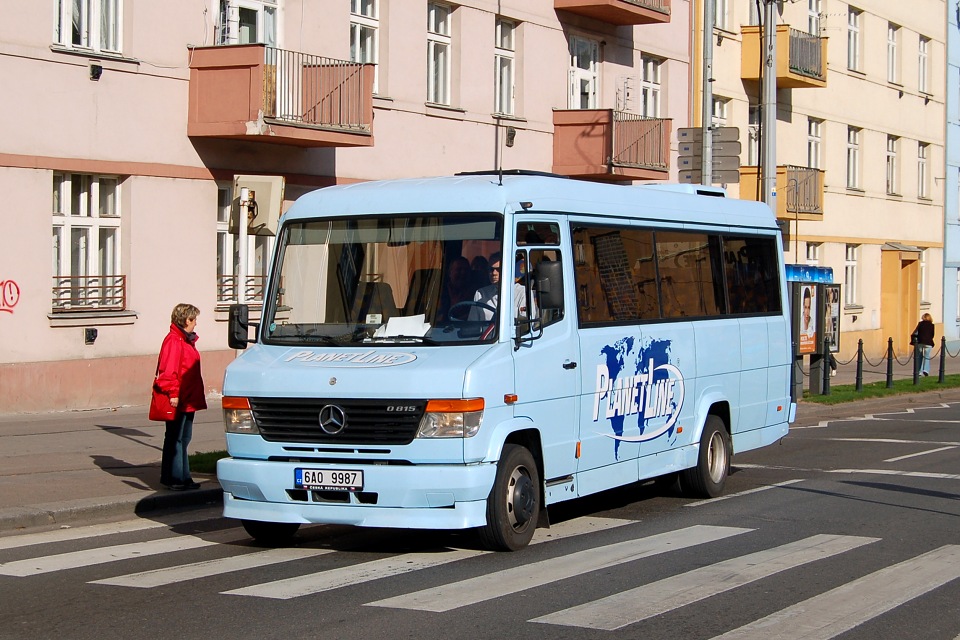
[0, 0, 690, 412]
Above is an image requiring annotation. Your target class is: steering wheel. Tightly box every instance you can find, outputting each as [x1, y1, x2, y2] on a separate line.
[447, 300, 497, 322]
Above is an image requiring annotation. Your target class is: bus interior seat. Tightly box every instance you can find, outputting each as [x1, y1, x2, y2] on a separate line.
[403, 268, 441, 316]
[353, 281, 399, 323]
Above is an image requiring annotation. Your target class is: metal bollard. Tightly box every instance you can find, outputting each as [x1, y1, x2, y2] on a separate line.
[886, 337, 894, 388]
[939, 336, 946, 383]
[856, 339, 864, 392]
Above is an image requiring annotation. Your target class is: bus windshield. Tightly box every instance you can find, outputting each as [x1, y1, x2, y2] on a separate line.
[262, 213, 503, 346]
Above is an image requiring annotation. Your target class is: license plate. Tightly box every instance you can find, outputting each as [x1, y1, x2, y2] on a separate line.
[294, 468, 363, 491]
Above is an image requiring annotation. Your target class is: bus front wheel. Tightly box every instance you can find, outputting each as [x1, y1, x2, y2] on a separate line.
[680, 416, 731, 499]
[241, 519, 301, 546]
[478, 444, 540, 551]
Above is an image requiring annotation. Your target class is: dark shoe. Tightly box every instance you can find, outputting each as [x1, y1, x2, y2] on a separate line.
[165, 483, 189, 491]
[184, 482, 201, 490]
[922, 371, 929, 377]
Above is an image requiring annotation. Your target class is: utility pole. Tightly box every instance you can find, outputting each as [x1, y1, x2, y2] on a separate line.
[701, 0, 715, 186]
[761, 0, 778, 213]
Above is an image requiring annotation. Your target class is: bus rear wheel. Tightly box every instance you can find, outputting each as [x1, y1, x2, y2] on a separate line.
[680, 416, 731, 499]
[241, 519, 301, 546]
[478, 444, 540, 551]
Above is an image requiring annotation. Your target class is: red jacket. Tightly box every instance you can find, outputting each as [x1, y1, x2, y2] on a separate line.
[155, 323, 207, 412]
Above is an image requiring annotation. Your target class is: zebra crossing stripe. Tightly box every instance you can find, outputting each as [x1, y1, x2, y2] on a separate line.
[90, 547, 335, 588]
[712, 545, 960, 639]
[0, 530, 246, 577]
[366, 525, 752, 612]
[223, 517, 635, 600]
[530, 533, 878, 630]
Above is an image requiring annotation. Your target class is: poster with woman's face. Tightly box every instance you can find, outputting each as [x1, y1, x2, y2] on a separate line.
[799, 285, 817, 354]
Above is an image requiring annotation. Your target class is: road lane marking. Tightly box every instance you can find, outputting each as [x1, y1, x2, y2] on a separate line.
[365, 525, 751, 612]
[828, 438, 960, 445]
[884, 446, 957, 463]
[685, 480, 803, 507]
[736, 463, 960, 480]
[531, 534, 878, 630]
[224, 516, 634, 600]
[711, 545, 960, 639]
[0, 530, 246, 577]
[90, 547, 334, 588]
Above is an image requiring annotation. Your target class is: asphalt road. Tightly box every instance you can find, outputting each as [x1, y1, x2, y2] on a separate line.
[3, 397, 960, 640]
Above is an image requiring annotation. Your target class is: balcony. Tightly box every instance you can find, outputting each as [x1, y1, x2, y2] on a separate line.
[188, 44, 374, 147]
[741, 25, 827, 89]
[217, 274, 267, 305]
[555, 0, 670, 25]
[51, 275, 126, 312]
[739, 165, 824, 219]
[553, 109, 671, 182]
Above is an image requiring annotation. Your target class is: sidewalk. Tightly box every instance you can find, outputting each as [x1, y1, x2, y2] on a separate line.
[3, 361, 960, 534]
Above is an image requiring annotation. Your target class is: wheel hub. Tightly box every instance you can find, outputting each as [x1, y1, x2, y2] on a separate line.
[509, 472, 536, 528]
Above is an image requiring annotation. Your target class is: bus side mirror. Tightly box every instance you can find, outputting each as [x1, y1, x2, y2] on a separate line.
[228, 304, 250, 349]
[536, 260, 564, 310]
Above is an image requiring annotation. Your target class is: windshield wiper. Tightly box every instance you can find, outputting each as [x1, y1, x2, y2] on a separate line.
[368, 334, 440, 345]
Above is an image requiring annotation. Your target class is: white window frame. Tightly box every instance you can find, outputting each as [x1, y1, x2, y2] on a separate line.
[846, 126, 861, 189]
[847, 7, 862, 72]
[216, 184, 274, 304]
[886, 135, 899, 195]
[808, 0, 822, 36]
[494, 18, 515, 116]
[52, 172, 122, 310]
[919, 36, 930, 94]
[807, 118, 822, 169]
[569, 35, 599, 109]
[639, 55, 661, 118]
[887, 23, 900, 84]
[54, 0, 122, 54]
[918, 142, 930, 199]
[714, 0, 728, 31]
[427, 2, 452, 106]
[844, 244, 859, 305]
[805, 242, 820, 266]
[217, 0, 277, 46]
[920, 248, 928, 303]
[711, 96, 729, 127]
[350, 0, 379, 94]
[748, 104, 761, 166]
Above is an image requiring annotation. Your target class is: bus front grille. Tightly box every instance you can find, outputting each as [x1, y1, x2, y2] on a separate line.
[250, 397, 425, 445]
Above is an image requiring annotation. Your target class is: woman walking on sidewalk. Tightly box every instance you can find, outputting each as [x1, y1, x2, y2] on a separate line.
[155, 303, 207, 490]
[913, 313, 936, 377]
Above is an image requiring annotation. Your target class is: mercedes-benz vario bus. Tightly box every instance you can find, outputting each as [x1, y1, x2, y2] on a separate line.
[219, 172, 794, 551]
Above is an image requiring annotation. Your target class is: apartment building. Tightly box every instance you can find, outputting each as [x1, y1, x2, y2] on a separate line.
[0, 0, 691, 412]
[691, 0, 946, 359]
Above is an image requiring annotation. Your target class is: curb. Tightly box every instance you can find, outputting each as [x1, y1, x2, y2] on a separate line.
[0, 487, 223, 533]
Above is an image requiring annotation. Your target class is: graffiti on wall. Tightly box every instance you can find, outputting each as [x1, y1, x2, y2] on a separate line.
[1, 280, 21, 314]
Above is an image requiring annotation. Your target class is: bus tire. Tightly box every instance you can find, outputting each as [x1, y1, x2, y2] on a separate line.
[241, 519, 301, 546]
[680, 416, 730, 499]
[478, 444, 540, 551]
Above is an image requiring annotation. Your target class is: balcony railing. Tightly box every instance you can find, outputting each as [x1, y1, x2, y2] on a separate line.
[787, 28, 824, 82]
[554, 0, 670, 25]
[51, 275, 126, 312]
[612, 112, 669, 170]
[188, 44, 375, 147]
[741, 24, 827, 89]
[217, 275, 267, 304]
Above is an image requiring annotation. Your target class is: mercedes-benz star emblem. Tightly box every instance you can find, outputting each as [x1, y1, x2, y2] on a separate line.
[318, 404, 347, 435]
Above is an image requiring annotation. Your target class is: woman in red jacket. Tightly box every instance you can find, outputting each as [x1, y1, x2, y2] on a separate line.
[155, 303, 207, 490]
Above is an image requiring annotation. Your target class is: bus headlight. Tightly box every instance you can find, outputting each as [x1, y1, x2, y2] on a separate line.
[417, 399, 484, 438]
[222, 396, 259, 434]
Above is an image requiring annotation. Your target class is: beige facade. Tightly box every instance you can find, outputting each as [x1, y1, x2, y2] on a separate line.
[0, 0, 691, 412]
[692, 0, 946, 358]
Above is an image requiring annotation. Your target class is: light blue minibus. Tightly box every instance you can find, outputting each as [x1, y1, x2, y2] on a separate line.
[219, 172, 794, 550]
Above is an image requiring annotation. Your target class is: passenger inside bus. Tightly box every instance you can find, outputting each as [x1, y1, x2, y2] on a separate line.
[436, 256, 477, 322]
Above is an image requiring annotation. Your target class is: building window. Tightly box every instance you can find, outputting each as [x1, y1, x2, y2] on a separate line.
[569, 35, 599, 109]
[748, 104, 761, 166]
[847, 7, 862, 71]
[54, 0, 121, 53]
[217, 0, 277, 46]
[846, 126, 861, 189]
[920, 248, 928, 303]
[844, 244, 859, 305]
[919, 36, 930, 93]
[51, 173, 123, 311]
[805, 242, 820, 266]
[427, 2, 452, 105]
[494, 18, 515, 115]
[807, 118, 822, 169]
[808, 0, 822, 36]
[886, 135, 899, 195]
[918, 142, 930, 199]
[711, 96, 729, 127]
[351, 0, 379, 94]
[216, 185, 273, 304]
[748, 2, 760, 26]
[639, 55, 661, 117]
[714, 0, 728, 30]
[887, 23, 901, 83]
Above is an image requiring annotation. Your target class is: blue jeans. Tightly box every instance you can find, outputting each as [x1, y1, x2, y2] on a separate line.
[920, 345, 932, 376]
[161, 411, 194, 486]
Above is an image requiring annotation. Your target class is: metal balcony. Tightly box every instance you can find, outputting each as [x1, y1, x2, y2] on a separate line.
[188, 44, 374, 147]
[741, 25, 827, 89]
[51, 275, 126, 312]
[555, 0, 670, 25]
[553, 109, 671, 181]
[739, 165, 824, 219]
